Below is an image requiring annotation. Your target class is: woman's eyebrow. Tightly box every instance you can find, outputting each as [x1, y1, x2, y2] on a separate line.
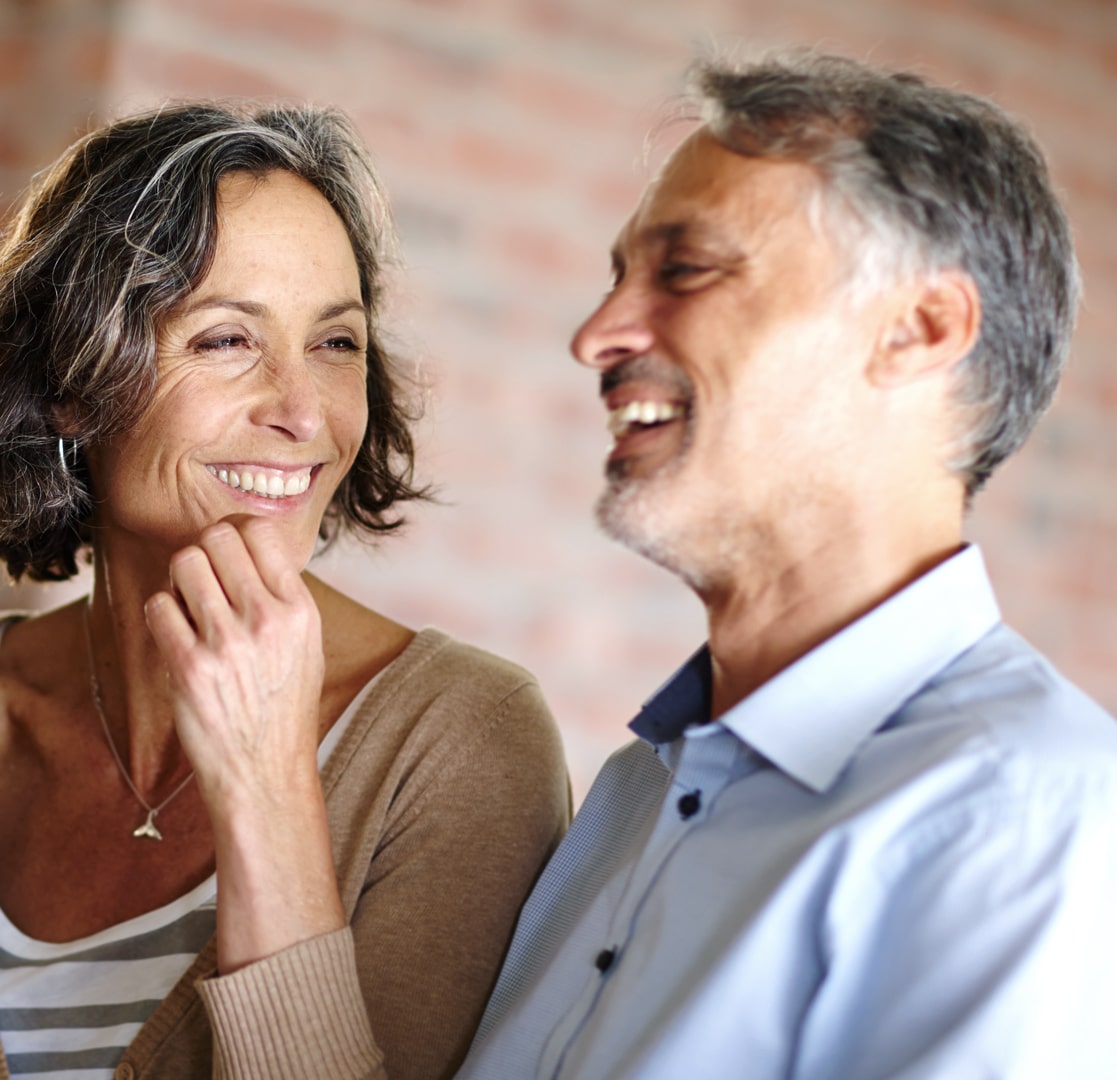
[317, 299, 366, 321]
[173, 297, 365, 321]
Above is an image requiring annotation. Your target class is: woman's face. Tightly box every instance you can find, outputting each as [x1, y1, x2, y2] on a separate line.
[86, 169, 370, 572]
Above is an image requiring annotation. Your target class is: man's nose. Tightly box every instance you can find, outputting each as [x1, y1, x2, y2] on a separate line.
[570, 285, 655, 370]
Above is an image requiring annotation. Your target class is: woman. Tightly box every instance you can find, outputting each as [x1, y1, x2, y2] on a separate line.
[0, 104, 569, 1078]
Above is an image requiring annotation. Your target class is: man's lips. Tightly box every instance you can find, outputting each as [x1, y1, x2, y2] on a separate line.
[606, 400, 686, 440]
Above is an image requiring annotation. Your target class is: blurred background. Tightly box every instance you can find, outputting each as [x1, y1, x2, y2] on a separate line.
[1, 0, 1114, 803]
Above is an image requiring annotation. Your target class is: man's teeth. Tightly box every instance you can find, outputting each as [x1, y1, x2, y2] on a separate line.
[607, 401, 685, 438]
[206, 465, 312, 498]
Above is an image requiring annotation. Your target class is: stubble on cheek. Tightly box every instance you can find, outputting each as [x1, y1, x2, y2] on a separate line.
[594, 417, 691, 568]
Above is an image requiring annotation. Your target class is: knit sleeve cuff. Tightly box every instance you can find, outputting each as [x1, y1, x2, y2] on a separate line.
[197, 927, 385, 1079]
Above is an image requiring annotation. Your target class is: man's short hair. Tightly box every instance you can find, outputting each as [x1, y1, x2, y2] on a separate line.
[691, 51, 1079, 497]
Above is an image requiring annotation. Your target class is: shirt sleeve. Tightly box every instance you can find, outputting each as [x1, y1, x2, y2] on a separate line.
[198, 677, 570, 1080]
[793, 770, 1117, 1080]
[197, 929, 384, 1079]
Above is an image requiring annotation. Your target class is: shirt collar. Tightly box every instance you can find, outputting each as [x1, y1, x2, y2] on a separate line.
[631, 545, 1001, 794]
[632, 643, 713, 745]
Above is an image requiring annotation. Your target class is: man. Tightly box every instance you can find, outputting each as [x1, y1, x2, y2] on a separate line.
[460, 52, 1117, 1079]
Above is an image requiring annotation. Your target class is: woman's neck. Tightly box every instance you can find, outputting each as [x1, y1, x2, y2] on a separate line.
[85, 544, 191, 796]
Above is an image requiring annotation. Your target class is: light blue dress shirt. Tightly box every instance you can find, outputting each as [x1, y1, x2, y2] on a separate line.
[460, 547, 1117, 1079]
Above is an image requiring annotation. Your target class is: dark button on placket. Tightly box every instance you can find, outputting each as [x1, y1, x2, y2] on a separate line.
[594, 948, 616, 973]
[677, 790, 702, 820]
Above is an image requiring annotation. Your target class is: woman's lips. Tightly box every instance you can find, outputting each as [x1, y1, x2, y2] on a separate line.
[206, 464, 313, 499]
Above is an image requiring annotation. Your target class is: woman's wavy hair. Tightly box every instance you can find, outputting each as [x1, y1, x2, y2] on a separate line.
[0, 101, 427, 581]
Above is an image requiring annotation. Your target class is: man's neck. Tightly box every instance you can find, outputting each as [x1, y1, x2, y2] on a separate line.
[700, 525, 965, 721]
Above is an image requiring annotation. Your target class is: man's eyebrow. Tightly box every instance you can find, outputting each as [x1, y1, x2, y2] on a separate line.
[173, 297, 366, 321]
[608, 222, 747, 283]
[613, 223, 685, 261]
[616, 221, 742, 259]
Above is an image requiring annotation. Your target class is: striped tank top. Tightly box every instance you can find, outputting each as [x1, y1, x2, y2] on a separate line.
[0, 876, 217, 1077]
[0, 645, 372, 1077]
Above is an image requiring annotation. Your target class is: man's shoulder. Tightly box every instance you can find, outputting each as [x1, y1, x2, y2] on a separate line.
[910, 623, 1115, 754]
[868, 623, 1117, 820]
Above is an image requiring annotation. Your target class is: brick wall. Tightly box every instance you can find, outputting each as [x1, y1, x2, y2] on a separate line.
[2, 0, 1115, 800]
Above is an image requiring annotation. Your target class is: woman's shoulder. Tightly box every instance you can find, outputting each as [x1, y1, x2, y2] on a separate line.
[325, 625, 569, 861]
[346, 627, 553, 760]
[0, 603, 92, 818]
[386, 627, 543, 700]
[309, 572, 544, 709]
[323, 623, 562, 795]
[0, 602, 85, 704]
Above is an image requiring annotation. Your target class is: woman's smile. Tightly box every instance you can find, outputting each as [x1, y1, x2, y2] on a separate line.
[206, 463, 316, 499]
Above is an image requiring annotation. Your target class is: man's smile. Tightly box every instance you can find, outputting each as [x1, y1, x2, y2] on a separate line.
[606, 400, 686, 440]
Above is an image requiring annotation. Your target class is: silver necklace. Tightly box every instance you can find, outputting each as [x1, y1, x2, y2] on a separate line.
[82, 600, 195, 840]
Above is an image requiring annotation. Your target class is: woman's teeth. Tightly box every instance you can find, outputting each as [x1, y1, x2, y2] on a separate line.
[607, 401, 685, 438]
[207, 465, 311, 498]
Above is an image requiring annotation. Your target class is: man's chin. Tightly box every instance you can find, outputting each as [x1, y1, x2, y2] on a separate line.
[595, 476, 687, 580]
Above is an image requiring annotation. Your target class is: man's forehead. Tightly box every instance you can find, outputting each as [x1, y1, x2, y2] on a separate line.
[612, 129, 823, 259]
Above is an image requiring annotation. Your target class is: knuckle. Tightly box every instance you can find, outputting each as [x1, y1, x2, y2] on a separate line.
[201, 521, 239, 546]
[241, 515, 278, 545]
[197, 595, 229, 628]
[176, 645, 212, 684]
[169, 545, 206, 572]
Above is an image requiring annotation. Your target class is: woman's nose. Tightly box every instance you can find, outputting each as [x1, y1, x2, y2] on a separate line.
[252, 348, 325, 442]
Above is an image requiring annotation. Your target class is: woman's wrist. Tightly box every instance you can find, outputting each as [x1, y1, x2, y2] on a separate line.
[212, 779, 345, 973]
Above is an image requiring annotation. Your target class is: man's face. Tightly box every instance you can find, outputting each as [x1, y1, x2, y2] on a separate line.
[571, 129, 891, 589]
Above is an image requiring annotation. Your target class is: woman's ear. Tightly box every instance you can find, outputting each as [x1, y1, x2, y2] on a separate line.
[50, 399, 80, 437]
[868, 270, 982, 388]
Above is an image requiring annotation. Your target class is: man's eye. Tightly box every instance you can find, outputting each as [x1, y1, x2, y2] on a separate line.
[659, 262, 710, 286]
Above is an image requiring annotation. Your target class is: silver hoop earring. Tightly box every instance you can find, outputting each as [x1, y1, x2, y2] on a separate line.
[57, 436, 78, 472]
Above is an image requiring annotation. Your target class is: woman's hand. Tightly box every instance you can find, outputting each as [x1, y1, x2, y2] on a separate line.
[145, 515, 322, 804]
[145, 515, 345, 973]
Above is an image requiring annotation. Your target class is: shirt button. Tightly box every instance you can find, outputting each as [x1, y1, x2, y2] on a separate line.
[677, 791, 702, 819]
[594, 948, 616, 973]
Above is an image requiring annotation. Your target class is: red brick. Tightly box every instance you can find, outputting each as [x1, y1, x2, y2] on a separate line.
[0, 38, 34, 86]
[113, 41, 296, 101]
[152, 0, 353, 51]
[448, 131, 557, 187]
[2, 0, 1116, 792]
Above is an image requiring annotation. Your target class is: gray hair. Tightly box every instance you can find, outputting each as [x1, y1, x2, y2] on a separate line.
[690, 52, 1080, 497]
[0, 101, 427, 581]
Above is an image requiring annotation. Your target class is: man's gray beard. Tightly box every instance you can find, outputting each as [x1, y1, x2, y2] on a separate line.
[594, 463, 705, 591]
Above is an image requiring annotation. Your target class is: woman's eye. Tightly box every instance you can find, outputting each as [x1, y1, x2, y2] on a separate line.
[196, 334, 250, 351]
[321, 336, 361, 352]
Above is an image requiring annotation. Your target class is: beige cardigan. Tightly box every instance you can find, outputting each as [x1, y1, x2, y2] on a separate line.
[0, 628, 569, 1080]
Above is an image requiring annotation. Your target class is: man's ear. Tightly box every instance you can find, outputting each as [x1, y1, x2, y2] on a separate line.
[868, 271, 981, 388]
